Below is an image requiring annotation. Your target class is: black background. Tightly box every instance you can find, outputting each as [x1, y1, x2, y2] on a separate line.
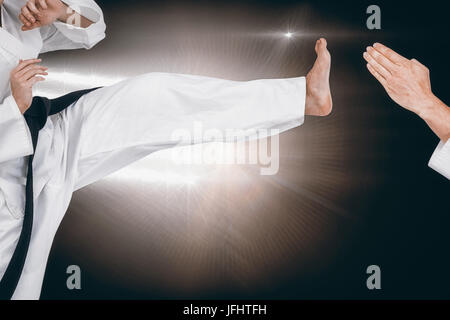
[40, 0, 449, 300]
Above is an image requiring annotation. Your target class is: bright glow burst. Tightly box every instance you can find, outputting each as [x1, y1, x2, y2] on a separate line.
[42, 16, 350, 293]
[106, 166, 200, 186]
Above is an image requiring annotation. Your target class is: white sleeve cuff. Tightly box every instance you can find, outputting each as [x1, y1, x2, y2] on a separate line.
[53, 0, 106, 49]
[0, 96, 34, 164]
[428, 140, 450, 180]
[296, 76, 306, 123]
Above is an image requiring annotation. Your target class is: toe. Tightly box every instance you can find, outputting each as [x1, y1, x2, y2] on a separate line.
[318, 38, 328, 51]
[315, 38, 328, 54]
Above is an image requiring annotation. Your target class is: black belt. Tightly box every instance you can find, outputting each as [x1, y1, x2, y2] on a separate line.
[0, 88, 100, 299]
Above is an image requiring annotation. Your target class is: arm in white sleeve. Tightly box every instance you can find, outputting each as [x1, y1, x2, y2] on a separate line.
[0, 95, 33, 164]
[429, 140, 450, 180]
[40, 0, 106, 53]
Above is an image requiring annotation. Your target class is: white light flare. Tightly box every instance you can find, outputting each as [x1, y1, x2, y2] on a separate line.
[285, 32, 294, 39]
[107, 165, 200, 186]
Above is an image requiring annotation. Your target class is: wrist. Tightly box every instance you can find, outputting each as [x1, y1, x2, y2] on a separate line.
[56, 3, 71, 23]
[417, 93, 440, 121]
[13, 96, 28, 114]
[17, 103, 28, 114]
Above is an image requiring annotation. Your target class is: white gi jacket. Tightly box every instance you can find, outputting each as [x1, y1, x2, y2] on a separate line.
[0, 0, 306, 300]
[0, 0, 106, 299]
[429, 140, 450, 180]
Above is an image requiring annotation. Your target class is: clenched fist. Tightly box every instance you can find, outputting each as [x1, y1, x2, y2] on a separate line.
[20, 0, 68, 31]
[10, 59, 48, 114]
[363, 43, 436, 117]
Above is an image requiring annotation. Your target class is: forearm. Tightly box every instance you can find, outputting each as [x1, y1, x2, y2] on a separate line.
[418, 95, 450, 142]
[57, 2, 94, 28]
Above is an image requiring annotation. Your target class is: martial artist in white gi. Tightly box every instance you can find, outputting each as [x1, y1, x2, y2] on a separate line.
[0, 0, 333, 299]
[364, 43, 450, 179]
[0, 0, 106, 299]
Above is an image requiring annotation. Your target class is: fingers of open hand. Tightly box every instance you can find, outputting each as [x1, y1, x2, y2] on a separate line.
[366, 63, 387, 87]
[367, 46, 398, 72]
[13, 59, 42, 72]
[363, 50, 391, 79]
[373, 43, 409, 64]
[19, 66, 48, 81]
[28, 76, 46, 87]
[12, 60, 47, 84]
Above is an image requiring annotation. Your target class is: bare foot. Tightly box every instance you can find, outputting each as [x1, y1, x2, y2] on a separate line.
[305, 38, 333, 116]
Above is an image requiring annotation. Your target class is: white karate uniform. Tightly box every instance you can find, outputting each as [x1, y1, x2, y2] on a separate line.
[0, 1, 306, 300]
[429, 140, 450, 180]
[0, 0, 106, 299]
